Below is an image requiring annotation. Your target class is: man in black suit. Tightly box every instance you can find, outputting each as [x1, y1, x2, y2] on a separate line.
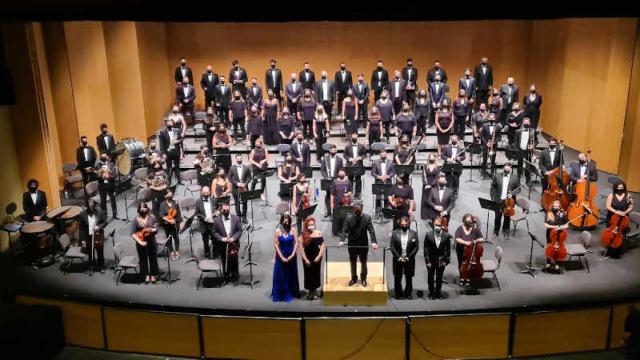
[200, 65, 219, 110]
[459, 68, 476, 110]
[195, 186, 217, 258]
[480, 113, 502, 178]
[174, 57, 193, 86]
[371, 60, 389, 102]
[474, 57, 493, 108]
[215, 76, 232, 127]
[80, 199, 107, 273]
[371, 149, 395, 215]
[158, 119, 182, 184]
[212, 202, 243, 285]
[176, 76, 196, 117]
[291, 132, 311, 168]
[76, 135, 96, 185]
[512, 118, 536, 183]
[22, 179, 47, 222]
[96, 123, 116, 160]
[228, 154, 252, 223]
[285, 73, 303, 117]
[538, 138, 563, 191]
[334, 62, 353, 115]
[229, 59, 248, 99]
[353, 74, 370, 127]
[427, 60, 448, 85]
[246, 78, 263, 110]
[568, 152, 598, 189]
[490, 163, 520, 237]
[390, 70, 407, 116]
[265, 59, 284, 105]
[299, 61, 315, 91]
[402, 58, 419, 106]
[441, 135, 465, 194]
[390, 216, 419, 299]
[320, 144, 343, 217]
[344, 132, 367, 198]
[500, 77, 519, 113]
[94, 151, 118, 219]
[339, 202, 378, 287]
[315, 71, 336, 121]
[423, 216, 451, 300]
[425, 175, 456, 222]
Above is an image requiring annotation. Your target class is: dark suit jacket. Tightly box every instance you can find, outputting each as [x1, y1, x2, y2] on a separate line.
[212, 214, 242, 244]
[429, 82, 448, 104]
[490, 172, 520, 202]
[568, 161, 598, 184]
[200, 72, 220, 96]
[371, 159, 396, 183]
[389, 79, 407, 101]
[334, 70, 353, 94]
[96, 133, 116, 156]
[343, 143, 367, 166]
[474, 64, 493, 90]
[158, 128, 182, 155]
[265, 68, 283, 92]
[229, 67, 248, 89]
[247, 85, 263, 108]
[228, 164, 252, 190]
[285, 82, 303, 104]
[401, 66, 419, 89]
[479, 122, 503, 146]
[538, 149, 563, 175]
[80, 208, 107, 243]
[371, 68, 389, 93]
[299, 70, 316, 90]
[76, 145, 97, 170]
[442, 144, 466, 163]
[214, 84, 232, 107]
[500, 84, 519, 108]
[290, 141, 311, 168]
[321, 154, 344, 179]
[512, 128, 536, 151]
[176, 84, 196, 106]
[459, 77, 477, 99]
[390, 229, 419, 275]
[353, 82, 370, 105]
[427, 67, 448, 84]
[423, 230, 451, 265]
[315, 79, 336, 103]
[425, 187, 455, 220]
[195, 197, 216, 227]
[23, 190, 47, 222]
[174, 66, 193, 84]
[340, 213, 376, 245]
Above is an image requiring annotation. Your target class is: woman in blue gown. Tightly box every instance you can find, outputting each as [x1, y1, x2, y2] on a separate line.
[271, 214, 300, 302]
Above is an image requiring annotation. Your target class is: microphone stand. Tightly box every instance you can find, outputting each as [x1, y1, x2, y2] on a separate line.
[520, 232, 543, 277]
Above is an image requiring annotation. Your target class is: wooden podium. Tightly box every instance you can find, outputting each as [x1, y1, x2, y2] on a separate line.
[323, 261, 388, 306]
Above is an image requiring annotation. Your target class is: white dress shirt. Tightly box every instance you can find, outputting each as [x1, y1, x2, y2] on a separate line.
[438, 188, 445, 203]
[223, 216, 232, 236]
[451, 147, 458, 160]
[501, 174, 511, 200]
[377, 71, 382, 87]
[88, 214, 96, 236]
[435, 231, 441, 248]
[83, 147, 90, 161]
[183, 86, 189, 97]
[292, 82, 297, 93]
[400, 231, 409, 257]
[104, 135, 110, 149]
[482, 65, 487, 75]
[253, 87, 258, 96]
[341, 71, 346, 82]
[520, 130, 530, 150]
[237, 165, 244, 181]
[322, 81, 328, 101]
[549, 150, 556, 165]
[394, 81, 400, 98]
[329, 156, 336, 177]
[271, 70, 277, 87]
[221, 85, 226, 94]
[305, 72, 310, 81]
[580, 164, 587, 179]
[168, 129, 175, 150]
[181, 67, 186, 77]
[31, 192, 37, 204]
[381, 161, 387, 176]
[466, 78, 471, 89]
[203, 198, 213, 222]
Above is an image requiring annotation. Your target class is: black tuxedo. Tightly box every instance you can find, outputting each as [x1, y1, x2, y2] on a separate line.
[174, 65, 193, 84]
[480, 122, 503, 176]
[315, 79, 336, 120]
[442, 144, 465, 191]
[568, 161, 598, 185]
[200, 71, 220, 108]
[424, 186, 455, 221]
[371, 158, 395, 212]
[299, 69, 316, 90]
[228, 164, 252, 218]
[353, 81, 370, 124]
[321, 154, 344, 216]
[390, 229, 419, 298]
[429, 82, 448, 105]
[96, 133, 116, 158]
[500, 84, 519, 112]
[423, 229, 451, 297]
[195, 197, 217, 257]
[340, 212, 376, 281]
[94, 159, 117, 216]
[76, 145, 97, 184]
[512, 128, 536, 182]
[22, 190, 47, 222]
[334, 70, 353, 114]
[344, 142, 367, 196]
[80, 208, 107, 269]
[427, 67, 448, 84]
[265, 67, 284, 100]
[390, 78, 407, 115]
[459, 77, 477, 100]
[229, 67, 248, 97]
[490, 171, 520, 235]
[474, 64, 493, 106]
[246, 85, 263, 109]
[402, 66, 419, 105]
[290, 141, 311, 168]
[285, 81, 303, 114]
[212, 213, 243, 280]
[370, 68, 389, 101]
[158, 127, 182, 183]
[214, 84, 232, 124]
[176, 84, 196, 113]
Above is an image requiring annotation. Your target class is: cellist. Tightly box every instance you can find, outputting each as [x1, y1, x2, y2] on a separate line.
[159, 190, 183, 261]
[455, 213, 484, 287]
[544, 200, 567, 273]
[605, 180, 634, 258]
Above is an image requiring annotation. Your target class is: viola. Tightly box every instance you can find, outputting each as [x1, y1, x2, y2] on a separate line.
[601, 213, 629, 249]
[567, 149, 599, 228]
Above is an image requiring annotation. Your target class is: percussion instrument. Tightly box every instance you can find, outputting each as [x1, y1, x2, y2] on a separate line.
[61, 206, 82, 236]
[116, 138, 146, 176]
[22, 221, 55, 265]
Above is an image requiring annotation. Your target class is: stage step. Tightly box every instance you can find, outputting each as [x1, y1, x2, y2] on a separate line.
[323, 262, 388, 306]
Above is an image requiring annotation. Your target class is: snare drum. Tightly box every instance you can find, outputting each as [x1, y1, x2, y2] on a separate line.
[116, 138, 146, 176]
[22, 221, 55, 265]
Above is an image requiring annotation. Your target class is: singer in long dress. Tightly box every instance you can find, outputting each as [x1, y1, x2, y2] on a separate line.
[300, 217, 325, 300]
[271, 214, 301, 302]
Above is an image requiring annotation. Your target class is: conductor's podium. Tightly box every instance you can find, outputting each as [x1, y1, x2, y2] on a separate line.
[323, 261, 388, 306]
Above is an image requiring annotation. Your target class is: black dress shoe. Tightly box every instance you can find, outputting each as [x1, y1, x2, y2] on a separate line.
[406, 295, 413, 300]
[361, 279, 367, 287]
[428, 294, 435, 300]
[348, 279, 357, 286]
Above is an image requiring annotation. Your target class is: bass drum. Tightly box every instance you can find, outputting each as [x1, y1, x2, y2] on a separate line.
[116, 138, 146, 176]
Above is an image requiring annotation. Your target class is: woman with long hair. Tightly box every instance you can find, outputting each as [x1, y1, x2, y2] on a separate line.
[299, 217, 325, 300]
[271, 214, 300, 302]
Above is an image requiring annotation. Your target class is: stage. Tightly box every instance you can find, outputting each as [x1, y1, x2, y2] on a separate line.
[3, 146, 640, 317]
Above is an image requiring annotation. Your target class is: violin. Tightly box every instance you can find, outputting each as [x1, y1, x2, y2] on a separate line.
[440, 217, 449, 232]
[163, 206, 177, 225]
[392, 195, 406, 209]
[134, 227, 153, 242]
[502, 186, 521, 217]
[541, 140, 571, 211]
[301, 193, 311, 210]
[601, 213, 629, 249]
[566, 149, 599, 228]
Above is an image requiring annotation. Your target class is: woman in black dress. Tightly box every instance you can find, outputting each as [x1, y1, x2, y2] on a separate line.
[376, 90, 395, 143]
[297, 90, 317, 140]
[249, 137, 269, 195]
[506, 102, 524, 146]
[278, 154, 300, 201]
[342, 89, 359, 138]
[454, 213, 483, 287]
[291, 174, 313, 233]
[213, 123, 233, 173]
[420, 153, 440, 220]
[413, 89, 430, 134]
[300, 217, 325, 300]
[262, 89, 281, 146]
[605, 180, 634, 258]
[312, 105, 330, 161]
[544, 200, 567, 272]
[229, 90, 247, 141]
[366, 106, 383, 154]
[130, 202, 159, 284]
[246, 105, 263, 149]
[278, 108, 295, 145]
[435, 100, 453, 158]
[387, 176, 415, 229]
[394, 134, 415, 165]
[523, 84, 542, 131]
[488, 88, 503, 125]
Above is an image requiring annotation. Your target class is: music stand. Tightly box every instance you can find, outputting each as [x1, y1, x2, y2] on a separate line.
[520, 231, 544, 277]
[464, 141, 483, 183]
[524, 159, 542, 200]
[160, 233, 179, 286]
[372, 183, 393, 223]
[320, 179, 333, 222]
[115, 177, 133, 223]
[279, 182, 296, 199]
[299, 204, 318, 220]
[478, 197, 503, 238]
[216, 195, 230, 206]
[441, 163, 463, 191]
[241, 189, 263, 231]
[344, 165, 365, 177]
[395, 164, 414, 178]
[332, 205, 355, 236]
[181, 215, 196, 263]
[256, 169, 275, 207]
[381, 208, 402, 227]
[300, 166, 313, 178]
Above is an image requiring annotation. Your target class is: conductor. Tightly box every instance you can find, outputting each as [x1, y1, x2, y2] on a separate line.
[339, 202, 378, 287]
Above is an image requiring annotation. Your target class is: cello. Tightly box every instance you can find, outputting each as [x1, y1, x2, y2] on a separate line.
[460, 239, 485, 282]
[601, 213, 629, 250]
[545, 210, 591, 262]
[567, 150, 599, 228]
[541, 140, 570, 211]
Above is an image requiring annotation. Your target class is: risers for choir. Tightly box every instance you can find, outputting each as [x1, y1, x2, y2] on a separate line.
[323, 262, 387, 306]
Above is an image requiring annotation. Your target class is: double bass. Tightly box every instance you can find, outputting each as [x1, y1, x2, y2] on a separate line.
[567, 150, 599, 228]
[541, 140, 571, 211]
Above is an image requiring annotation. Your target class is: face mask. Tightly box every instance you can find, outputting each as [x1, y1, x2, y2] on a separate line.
[235, 96, 241, 100]
[29, 186, 37, 193]
[220, 80, 225, 85]
[493, 93, 499, 96]
[551, 207, 559, 214]
[615, 188, 625, 194]
[202, 195, 210, 200]
[395, 75, 400, 79]
[183, 82, 189, 86]
[439, 183, 446, 188]
[321, 75, 327, 79]
[480, 108, 486, 113]
[464, 220, 473, 227]
[207, 70, 212, 74]
[434, 226, 442, 233]
[403, 108, 410, 112]
[252, 82, 257, 86]
[236, 160, 242, 165]
[268, 94, 274, 99]
[297, 137, 303, 142]
[429, 158, 435, 163]
[550, 145, 557, 150]
[154, 167, 162, 172]
[354, 208, 362, 216]
[340, 66, 346, 70]
[351, 138, 358, 144]
[270, 64, 276, 69]
[377, 66, 383, 70]
[181, 62, 186, 67]
[504, 170, 511, 175]
[381, 95, 387, 99]
[81, 141, 88, 146]
[222, 210, 230, 217]
[579, 160, 587, 165]
[150, 145, 156, 150]
[452, 141, 457, 145]
[531, 89, 536, 93]
[102, 130, 108, 135]
[524, 124, 530, 129]
[307, 225, 315, 231]
[401, 225, 409, 231]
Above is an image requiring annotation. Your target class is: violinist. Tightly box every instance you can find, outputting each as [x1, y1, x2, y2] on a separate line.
[544, 200, 567, 272]
[130, 202, 159, 284]
[159, 190, 182, 261]
[538, 138, 563, 191]
[292, 174, 313, 233]
[80, 199, 107, 273]
[395, 134, 415, 165]
[605, 180, 634, 258]
[490, 163, 519, 238]
[387, 175, 415, 230]
[455, 213, 483, 287]
[568, 152, 598, 190]
[424, 216, 451, 300]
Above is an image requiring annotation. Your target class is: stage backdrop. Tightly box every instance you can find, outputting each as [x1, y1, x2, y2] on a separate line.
[1, 18, 639, 199]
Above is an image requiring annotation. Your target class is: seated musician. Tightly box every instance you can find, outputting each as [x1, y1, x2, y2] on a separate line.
[371, 149, 395, 216]
[479, 113, 502, 177]
[544, 200, 567, 272]
[538, 138, 562, 191]
[387, 175, 415, 230]
[80, 199, 107, 273]
[159, 190, 183, 261]
[394, 134, 415, 165]
[442, 134, 465, 195]
[454, 213, 483, 287]
[344, 132, 367, 198]
[229, 154, 252, 224]
[605, 180, 634, 259]
[76, 135, 97, 185]
[147, 162, 169, 219]
[330, 168, 353, 235]
[22, 179, 47, 222]
[512, 118, 536, 183]
[94, 151, 118, 220]
[211, 168, 233, 210]
[249, 137, 269, 197]
[490, 162, 519, 238]
[278, 153, 300, 201]
[424, 175, 455, 224]
[320, 144, 344, 218]
[568, 152, 598, 190]
[291, 173, 313, 233]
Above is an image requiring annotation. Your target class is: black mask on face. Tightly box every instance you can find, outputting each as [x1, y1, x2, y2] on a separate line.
[615, 188, 625, 194]
[531, 89, 536, 93]
[222, 209, 230, 217]
[102, 129, 108, 135]
[81, 141, 88, 146]
[235, 95, 241, 100]
[181, 62, 186, 67]
[579, 159, 587, 165]
[523, 124, 530, 129]
[220, 80, 225, 85]
[321, 75, 327, 79]
[549, 144, 557, 150]
[439, 183, 446, 189]
[401, 225, 409, 231]
[464, 219, 474, 227]
[480, 108, 486, 113]
[340, 66, 346, 71]
[452, 140, 458, 145]
[354, 207, 362, 216]
[376, 66, 382, 71]
[29, 186, 37, 193]
[202, 194, 210, 200]
[351, 138, 358, 144]
[297, 137, 303, 142]
[551, 207, 559, 214]
[270, 64, 276, 69]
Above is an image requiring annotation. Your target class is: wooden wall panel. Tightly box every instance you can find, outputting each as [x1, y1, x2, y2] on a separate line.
[618, 23, 640, 192]
[0, 106, 24, 252]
